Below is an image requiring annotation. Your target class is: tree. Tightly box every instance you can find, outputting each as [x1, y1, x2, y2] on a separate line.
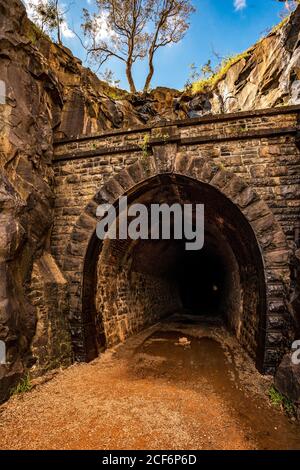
[143, 0, 195, 92]
[28, 0, 71, 45]
[81, 0, 195, 93]
[200, 60, 213, 78]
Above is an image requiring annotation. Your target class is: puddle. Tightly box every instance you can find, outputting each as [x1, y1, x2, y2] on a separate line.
[134, 330, 300, 450]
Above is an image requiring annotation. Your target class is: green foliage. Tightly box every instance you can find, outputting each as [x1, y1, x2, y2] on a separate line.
[189, 51, 251, 95]
[138, 131, 167, 172]
[162, 133, 169, 144]
[201, 60, 214, 78]
[26, 28, 38, 45]
[98, 78, 129, 101]
[187, 60, 214, 86]
[26, 21, 52, 45]
[43, 358, 64, 373]
[269, 386, 295, 417]
[139, 134, 151, 159]
[100, 69, 120, 88]
[270, 16, 289, 34]
[11, 374, 32, 396]
[103, 86, 128, 101]
[155, 131, 170, 143]
[139, 134, 152, 172]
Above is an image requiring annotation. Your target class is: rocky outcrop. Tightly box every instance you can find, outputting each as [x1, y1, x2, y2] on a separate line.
[0, 174, 26, 401]
[52, 5, 300, 129]
[0, 0, 72, 400]
[209, 9, 300, 114]
[46, 4, 300, 131]
[4, 2, 299, 140]
[0, 0, 300, 401]
[275, 353, 300, 418]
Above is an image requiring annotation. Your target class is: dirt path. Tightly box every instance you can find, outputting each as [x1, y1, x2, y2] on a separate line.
[0, 316, 299, 450]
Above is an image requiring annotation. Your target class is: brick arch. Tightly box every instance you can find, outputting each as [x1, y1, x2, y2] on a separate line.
[64, 153, 291, 372]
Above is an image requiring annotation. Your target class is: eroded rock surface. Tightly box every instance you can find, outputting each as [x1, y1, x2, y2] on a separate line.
[0, 0, 71, 400]
[210, 10, 300, 113]
[0, 0, 300, 401]
[275, 353, 300, 417]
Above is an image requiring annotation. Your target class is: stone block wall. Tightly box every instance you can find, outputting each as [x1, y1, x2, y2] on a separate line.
[51, 151, 142, 268]
[53, 108, 300, 250]
[96, 263, 181, 347]
[28, 253, 72, 375]
[51, 105, 300, 372]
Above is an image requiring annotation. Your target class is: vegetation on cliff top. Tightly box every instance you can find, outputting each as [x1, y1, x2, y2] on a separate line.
[24, 0, 298, 104]
[187, 4, 294, 97]
[27, 0, 195, 94]
[186, 50, 251, 95]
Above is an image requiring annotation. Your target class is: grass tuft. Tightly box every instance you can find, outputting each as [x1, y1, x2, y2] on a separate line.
[11, 374, 33, 396]
[190, 51, 251, 95]
[188, 10, 295, 97]
[269, 385, 295, 417]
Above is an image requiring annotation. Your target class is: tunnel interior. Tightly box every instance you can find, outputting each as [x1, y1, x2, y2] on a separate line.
[178, 243, 228, 316]
[83, 173, 266, 368]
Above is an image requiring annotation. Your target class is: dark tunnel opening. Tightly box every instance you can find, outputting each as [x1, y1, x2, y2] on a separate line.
[178, 246, 227, 316]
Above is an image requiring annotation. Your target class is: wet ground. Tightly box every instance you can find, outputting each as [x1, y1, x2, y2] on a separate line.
[0, 314, 300, 450]
[135, 324, 300, 450]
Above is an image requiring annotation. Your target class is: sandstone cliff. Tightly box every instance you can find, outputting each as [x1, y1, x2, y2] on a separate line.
[37, 4, 300, 132]
[22, 2, 300, 133]
[3, 1, 300, 140]
[0, 0, 72, 400]
[204, 9, 300, 114]
[0, 0, 300, 401]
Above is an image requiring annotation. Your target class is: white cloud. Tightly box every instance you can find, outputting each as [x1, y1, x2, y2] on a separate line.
[61, 20, 75, 39]
[94, 12, 116, 42]
[23, 0, 39, 17]
[234, 0, 247, 11]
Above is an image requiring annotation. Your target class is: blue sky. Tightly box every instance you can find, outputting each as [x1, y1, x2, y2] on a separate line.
[25, 0, 290, 91]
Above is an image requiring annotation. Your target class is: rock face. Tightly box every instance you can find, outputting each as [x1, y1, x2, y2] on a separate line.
[0, 0, 72, 401]
[0, 0, 300, 402]
[34, 4, 300, 132]
[208, 10, 300, 114]
[45, 3, 300, 130]
[3, 2, 299, 140]
[275, 353, 300, 411]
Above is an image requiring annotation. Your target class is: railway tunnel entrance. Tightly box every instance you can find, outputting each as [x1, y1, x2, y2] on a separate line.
[82, 173, 267, 371]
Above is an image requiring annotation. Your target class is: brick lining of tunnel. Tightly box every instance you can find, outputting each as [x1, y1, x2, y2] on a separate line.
[83, 175, 266, 370]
